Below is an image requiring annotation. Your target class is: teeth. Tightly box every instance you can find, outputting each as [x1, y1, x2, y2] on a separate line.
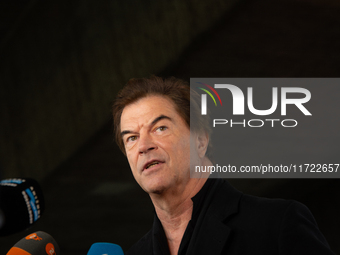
[146, 162, 159, 169]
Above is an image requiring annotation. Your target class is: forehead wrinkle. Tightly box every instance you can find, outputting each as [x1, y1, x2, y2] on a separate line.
[120, 96, 179, 135]
[120, 111, 152, 140]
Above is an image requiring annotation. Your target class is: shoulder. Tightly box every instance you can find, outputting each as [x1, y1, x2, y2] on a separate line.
[240, 191, 301, 216]
[126, 230, 153, 255]
[215, 180, 315, 227]
[214, 180, 334, 254]
[236, 192, 312, 229]
[215, 179, 307, 215]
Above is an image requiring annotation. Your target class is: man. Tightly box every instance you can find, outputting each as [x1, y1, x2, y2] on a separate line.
[112, 76, 334, 255]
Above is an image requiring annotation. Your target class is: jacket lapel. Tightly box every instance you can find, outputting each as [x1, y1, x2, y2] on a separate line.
[187, 179, 242, 255]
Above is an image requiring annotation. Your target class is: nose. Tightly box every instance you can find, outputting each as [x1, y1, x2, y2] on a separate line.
[138, 133, 157, 155]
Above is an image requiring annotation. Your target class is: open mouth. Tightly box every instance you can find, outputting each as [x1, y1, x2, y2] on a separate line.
[145, 161, 162, 170]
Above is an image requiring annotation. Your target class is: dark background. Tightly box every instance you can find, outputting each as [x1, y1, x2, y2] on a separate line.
[1, 0, 339, 254]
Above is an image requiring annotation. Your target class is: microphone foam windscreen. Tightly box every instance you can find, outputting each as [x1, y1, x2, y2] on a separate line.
[0, 178, 45, 236]
[6, 231, 59, 255]
[87, 243, 124, 255]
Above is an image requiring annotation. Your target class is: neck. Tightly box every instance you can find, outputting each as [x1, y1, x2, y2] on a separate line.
[152, 175, 206, 222]
[152, 177, 207, 255]
[149, 157, 212, 254]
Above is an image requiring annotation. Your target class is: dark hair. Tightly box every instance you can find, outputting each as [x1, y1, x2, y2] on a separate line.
[112, 75, 212, 159]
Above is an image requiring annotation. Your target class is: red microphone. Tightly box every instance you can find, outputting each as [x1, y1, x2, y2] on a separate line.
[6, 231, 59, 255]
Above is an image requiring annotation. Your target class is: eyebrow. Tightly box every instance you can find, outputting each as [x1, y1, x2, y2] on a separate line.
[151, 114, 172, 126]
[120, 114, 172, 137]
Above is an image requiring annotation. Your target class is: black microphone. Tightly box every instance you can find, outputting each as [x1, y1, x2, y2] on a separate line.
[6, 231, 59, 255]
[0, 178, 45, 236]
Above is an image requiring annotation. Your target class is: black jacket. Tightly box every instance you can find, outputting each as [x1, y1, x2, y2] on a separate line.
[127, 179, 334, 255]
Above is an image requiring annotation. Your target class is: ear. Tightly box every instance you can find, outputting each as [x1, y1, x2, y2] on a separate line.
[196, 131, 209, 159]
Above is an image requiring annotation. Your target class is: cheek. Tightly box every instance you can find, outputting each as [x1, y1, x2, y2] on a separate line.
[126, 153, 138, 174]
[127, 156, 143, 186]
[189, 135, 201, 167]
[170, 137, 191, 164]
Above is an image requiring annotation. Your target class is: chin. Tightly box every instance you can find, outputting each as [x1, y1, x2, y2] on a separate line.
[148, 188, 165, 195]
[142, 178, 170, 195]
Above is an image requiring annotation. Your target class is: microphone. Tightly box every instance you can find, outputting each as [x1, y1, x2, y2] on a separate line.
[87, 243, 124, 255]
[0, 178, 45, 236]
[6, 231, 59, 255]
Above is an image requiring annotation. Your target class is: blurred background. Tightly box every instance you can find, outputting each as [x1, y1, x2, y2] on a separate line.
[0, 0, 339, 254]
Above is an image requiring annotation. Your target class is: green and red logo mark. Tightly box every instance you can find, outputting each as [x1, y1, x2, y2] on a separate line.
[197, 82, 222, 115]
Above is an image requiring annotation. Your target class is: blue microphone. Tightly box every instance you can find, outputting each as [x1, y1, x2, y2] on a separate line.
[87, 243, 124, 255]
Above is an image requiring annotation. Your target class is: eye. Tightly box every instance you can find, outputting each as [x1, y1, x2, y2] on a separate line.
[126, 135, 138, 143]
[156, 126, 168, 131]
[155, 126, 167, 132]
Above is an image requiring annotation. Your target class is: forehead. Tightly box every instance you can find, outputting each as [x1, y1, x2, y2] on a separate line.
[120, 95, 182, 128]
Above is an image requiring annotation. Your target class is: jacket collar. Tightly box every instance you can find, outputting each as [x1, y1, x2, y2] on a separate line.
[150, 179, 243, 255]
[186, 179, 243, 255]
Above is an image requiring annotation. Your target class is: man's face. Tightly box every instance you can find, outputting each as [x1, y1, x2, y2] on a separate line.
[120, 95, 192, 194]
